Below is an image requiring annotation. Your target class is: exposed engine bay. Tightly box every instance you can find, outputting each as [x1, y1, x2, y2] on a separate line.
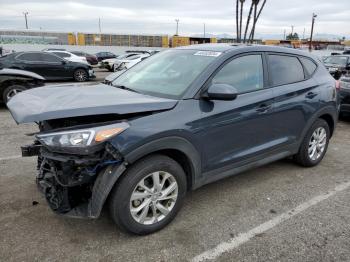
[23, 114, 134, 217]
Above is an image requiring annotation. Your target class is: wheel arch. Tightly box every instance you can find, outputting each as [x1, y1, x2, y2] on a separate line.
[86, 137, 201, 219]
[300, 105, 338, 144]
[123, 136, 202, 191]
[319, 113, 335, 137]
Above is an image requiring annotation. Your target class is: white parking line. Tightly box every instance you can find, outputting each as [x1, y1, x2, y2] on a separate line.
[191, 181, 350, 262]
[0, 155, 22, 161]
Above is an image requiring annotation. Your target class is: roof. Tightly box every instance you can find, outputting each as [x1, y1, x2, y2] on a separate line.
[176, 43, 319, 58]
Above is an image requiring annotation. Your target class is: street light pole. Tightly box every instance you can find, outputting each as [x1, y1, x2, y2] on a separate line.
[175, 19, 179, 36]
[309, 13, 317, 51]
[23, 12, 29, 29]
[203, 23, 206, 38]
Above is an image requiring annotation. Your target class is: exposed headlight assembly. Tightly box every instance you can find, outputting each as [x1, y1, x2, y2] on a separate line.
[36, 122, 129, 148]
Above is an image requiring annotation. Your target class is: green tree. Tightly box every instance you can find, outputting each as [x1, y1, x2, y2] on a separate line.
[286, 33, 300, 40]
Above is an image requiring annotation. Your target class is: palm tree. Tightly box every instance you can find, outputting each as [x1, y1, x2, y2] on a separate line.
[243, 0, 255, 43]
[249, 0, 259, 43]
[249, 0, 267, 42]
[239, 0, 245, 43]
[236, 0, 240, 42]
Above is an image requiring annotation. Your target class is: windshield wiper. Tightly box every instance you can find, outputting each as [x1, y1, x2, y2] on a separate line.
[112, 84, 139, 93]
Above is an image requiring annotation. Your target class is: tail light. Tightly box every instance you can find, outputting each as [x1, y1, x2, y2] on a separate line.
[335, 80, 340, 90]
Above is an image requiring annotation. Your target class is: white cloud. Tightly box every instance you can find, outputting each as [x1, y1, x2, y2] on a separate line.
[0, 0, 349, 37]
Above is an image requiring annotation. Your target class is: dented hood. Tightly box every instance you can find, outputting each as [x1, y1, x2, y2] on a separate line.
[7, 83, 178, 123]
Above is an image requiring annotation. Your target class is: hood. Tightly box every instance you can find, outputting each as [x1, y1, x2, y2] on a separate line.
[7, 83, 178, 124]
[102, 58, 117, 63]
[0, 68, 45, 80]
[104, 70, 126, 82]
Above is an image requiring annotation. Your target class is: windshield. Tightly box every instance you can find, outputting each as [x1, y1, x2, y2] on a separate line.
[112, 49, 218, 99]
[323, 56, 348, 66]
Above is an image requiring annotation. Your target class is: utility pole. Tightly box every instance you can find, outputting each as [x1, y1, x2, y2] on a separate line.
[98, 17, 101, 34]
[283, 29, 286, 40]
[309, 13, 317, 51]
[302, 28, 305, 40]
[203, 23, 206, 38]
[291, 25, 294, 35]
[175, 19, 179, 36]
[23, 12, 29, 29]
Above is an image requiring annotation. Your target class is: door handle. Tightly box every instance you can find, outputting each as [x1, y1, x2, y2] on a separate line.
[305, 92, 318, 99]
[256, 104, 271, 113]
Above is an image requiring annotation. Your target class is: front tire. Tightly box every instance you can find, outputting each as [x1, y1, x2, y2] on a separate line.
[109, 155, 187, 235]
[294, 119, 330, 167]
[3, 85, 27, 104]
[73, 69, 88, 82]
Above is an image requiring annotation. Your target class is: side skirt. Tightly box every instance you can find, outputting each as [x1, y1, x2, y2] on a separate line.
[194, 142, 299, 189]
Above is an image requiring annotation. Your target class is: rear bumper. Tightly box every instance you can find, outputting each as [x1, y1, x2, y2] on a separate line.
[88, 69, 96, 79]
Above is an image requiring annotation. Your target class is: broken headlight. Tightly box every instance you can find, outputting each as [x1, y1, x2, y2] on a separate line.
[36, 122, 129, 148]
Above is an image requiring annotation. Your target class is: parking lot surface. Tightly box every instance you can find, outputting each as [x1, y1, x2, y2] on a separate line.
[0, 76, 350, 261]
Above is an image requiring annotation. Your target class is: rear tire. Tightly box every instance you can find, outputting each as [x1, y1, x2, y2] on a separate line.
[109, 154, 187, 235]
[294, 119, 330, 167]
[73, 69, 88, 82]
[3, 85, 27, 104]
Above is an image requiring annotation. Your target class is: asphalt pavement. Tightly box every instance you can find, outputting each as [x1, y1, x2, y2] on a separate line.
[0, 72, 350, 261]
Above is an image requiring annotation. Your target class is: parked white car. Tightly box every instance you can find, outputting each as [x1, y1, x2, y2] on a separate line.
[101, 53, 141, 71]
[45, 50, 89, 65]
[110, 53, 151, 72]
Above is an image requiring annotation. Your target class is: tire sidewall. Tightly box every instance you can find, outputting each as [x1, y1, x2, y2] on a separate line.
[301, 119, 330, 166]
[3, 85, 27, 104]
[110, 155, 187, 235]
[74, 69, 88, 82]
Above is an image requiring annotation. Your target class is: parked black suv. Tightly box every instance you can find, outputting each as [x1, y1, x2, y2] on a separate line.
[8, 44, 338, 235]
[339, 74, 350, 115]
[323, 55, 350, 80]
[95, 51, 117, 62]
[0, 51, 95, 82]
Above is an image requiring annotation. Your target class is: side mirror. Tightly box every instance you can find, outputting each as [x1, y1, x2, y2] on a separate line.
[61, 60, 67, 65]
[204, 83, 238, 101]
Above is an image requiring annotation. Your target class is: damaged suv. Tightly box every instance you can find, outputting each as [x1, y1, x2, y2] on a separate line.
[8, 44, 338, 235]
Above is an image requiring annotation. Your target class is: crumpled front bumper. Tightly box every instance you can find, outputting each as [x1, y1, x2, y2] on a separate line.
[23, 142, 126, 219]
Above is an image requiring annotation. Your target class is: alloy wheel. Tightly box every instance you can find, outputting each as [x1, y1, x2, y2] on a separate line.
[6, 88, 23, 101]
[129, 171, 178, 225]
[75, 70, 87, 81]
[308, 127, 327, 161]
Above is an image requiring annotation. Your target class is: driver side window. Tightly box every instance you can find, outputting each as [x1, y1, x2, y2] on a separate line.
[212, 54, 264, 94]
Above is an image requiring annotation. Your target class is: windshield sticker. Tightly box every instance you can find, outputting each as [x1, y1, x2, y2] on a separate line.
[194, 51, 222, 57]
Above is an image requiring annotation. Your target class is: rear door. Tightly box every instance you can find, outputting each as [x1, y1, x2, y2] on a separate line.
[40, 53, 69, 79]
[268, 53, 320, 146]
[198, 53, 278, 173]
[15, 52, 48, 76]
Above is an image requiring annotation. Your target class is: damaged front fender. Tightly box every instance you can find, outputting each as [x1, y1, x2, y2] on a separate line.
[35, 140, 129, 219]
[64, 163, 127, 218]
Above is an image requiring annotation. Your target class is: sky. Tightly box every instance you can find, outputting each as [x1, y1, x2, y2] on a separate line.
[0, 0, 349, 39]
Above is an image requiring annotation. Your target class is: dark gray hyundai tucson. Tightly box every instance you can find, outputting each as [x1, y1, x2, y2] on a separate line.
[7, 44, 338, 235]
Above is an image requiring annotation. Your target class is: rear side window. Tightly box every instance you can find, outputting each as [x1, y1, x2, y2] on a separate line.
[300, 57, 317, 76]
[268, 55, 304, 86]
[17, 53, 41, 62]
[41, 53, 62, 62]
[53, 52, 70, 58]
[212, 55, 264, 93]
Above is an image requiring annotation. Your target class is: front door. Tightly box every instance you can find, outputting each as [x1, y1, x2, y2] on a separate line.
[197, 53, 278, 174]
